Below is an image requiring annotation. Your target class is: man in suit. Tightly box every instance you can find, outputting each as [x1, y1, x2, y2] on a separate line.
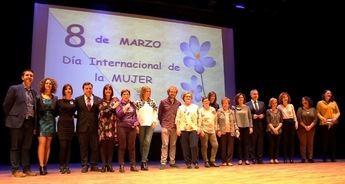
[246, 89, 266, 164]
[75, 82, 102, 173]
[3, 69, 38, 177]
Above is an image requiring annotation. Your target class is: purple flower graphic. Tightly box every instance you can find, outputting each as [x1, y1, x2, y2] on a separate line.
[180, 35, 216, 74]
[180, 75, 202, 103]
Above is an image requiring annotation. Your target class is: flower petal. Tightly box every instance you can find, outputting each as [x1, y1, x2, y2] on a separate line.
[194, 93, 202, 102]
[195, 85, 203, 93]
[191, 75, 198, 83]
[180, 82, 191, 91]
[194, 63, 205, 74]
[201, 57, 216, 67]
[200, 41, 211, 57]
[189, 36, 200, 55]
[180, 42, 193, 57]
[183, 57, 196, 68]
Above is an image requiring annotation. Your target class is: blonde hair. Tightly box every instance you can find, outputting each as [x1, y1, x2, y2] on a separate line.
[268, 97, 277, 107]
[140, 86, 151, 100]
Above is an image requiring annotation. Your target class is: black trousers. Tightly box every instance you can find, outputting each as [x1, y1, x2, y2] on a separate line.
[180, 131, 199, 164]
[117, 127, 137, 165]
[320, 125, 337, 160]
[77, 130, 99, 167]
[100, 139, 114, 166]
[282, 119, 296, 160]
[268, 133, 280, 159]
[220, 133, 235, 163]
[250, 122, 264, 161]
[10, 118, 34, 172]
[238, 127, 250, 161]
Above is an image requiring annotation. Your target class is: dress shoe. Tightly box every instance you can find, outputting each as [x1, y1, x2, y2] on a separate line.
[160, 164, 166, 170]
[274, 159, 279, 164]
[204, 162, 210, 168]
[270, 159, 274, 164]
[210, 162, 219, 167]
[186, 163, 192, 169]
[194, 163, 199, 169]
[238, 160, 243, 165]
[141, 162, 148, 171]
[245, 160, 250, 165]
[221, 162, 227, 166]
[90, 166, 100, 172]
[12, 170, 26, 177]
[130, 165, 139, 172]
[169, 164, 179, 168]
[59, 166, 66, 174]
[81, 166, 88, 173]
[24, 170, 37, 176]
[65, 167, 71, 174]
[119, 165, 125, 173]
[107, 165, 114, 172]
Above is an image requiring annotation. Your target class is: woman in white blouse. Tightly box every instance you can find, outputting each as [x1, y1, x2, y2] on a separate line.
[277, 92, 298, 163]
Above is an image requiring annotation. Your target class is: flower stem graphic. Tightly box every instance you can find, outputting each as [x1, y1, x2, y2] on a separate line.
[200, 74, 206, 96]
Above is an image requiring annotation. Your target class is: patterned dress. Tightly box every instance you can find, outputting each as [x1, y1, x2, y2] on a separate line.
[37, 96, 57, 136]
[98, 97, 119, 145]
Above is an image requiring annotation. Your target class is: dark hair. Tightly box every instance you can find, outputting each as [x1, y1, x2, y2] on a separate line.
[235, 92, 246, 105]
[207, 91, 218, 104]
[201, 96, 209, 102]
[322, 89, 335, 102]
[301, 96, 313, 107]
[102, 84, 114, 99]
[82, 82, 93, 89]
[62, 84, 73, 96]
[22, 69, 34, 77]
[121, 89, 131, 96]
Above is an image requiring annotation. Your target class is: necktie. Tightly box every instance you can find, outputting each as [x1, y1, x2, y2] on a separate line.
[87, 97, 91, 111]
[254, 101, 259, 111]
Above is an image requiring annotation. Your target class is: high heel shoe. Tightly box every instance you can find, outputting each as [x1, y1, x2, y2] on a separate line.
[43, 165, 48, 174]
[39, 166, 46, 175]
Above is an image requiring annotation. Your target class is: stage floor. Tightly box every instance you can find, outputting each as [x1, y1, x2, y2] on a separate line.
[1, 160, 345, 184]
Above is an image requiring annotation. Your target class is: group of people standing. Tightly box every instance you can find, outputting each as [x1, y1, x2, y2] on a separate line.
[3, 69, 341, 177]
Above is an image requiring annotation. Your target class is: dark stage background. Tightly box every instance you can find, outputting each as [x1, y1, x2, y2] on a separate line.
[1, 0, 344, 165]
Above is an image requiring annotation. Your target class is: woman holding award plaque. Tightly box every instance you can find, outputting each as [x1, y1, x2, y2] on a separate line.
[316, 90, 340, 162]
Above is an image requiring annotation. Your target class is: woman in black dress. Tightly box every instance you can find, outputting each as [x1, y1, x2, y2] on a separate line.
[56, 84, 76, 174]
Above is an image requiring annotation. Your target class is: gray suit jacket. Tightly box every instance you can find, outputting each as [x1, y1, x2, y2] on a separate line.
[3, 83, 37, 128]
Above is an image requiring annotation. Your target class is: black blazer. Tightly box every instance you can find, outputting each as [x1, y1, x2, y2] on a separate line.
[75, 95, 101, 133]
[3, 84, 38, 128]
